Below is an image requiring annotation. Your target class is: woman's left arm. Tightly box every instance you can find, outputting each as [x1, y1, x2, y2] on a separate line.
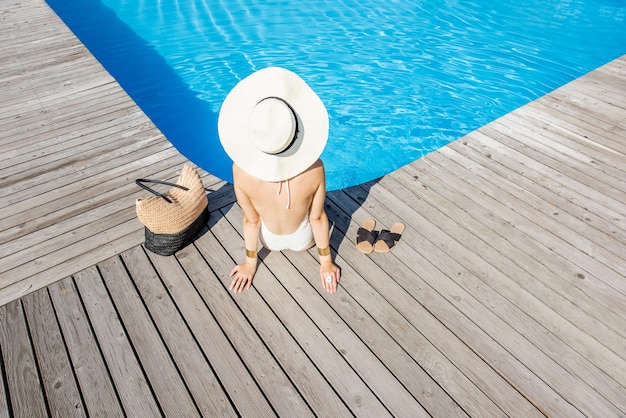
[309, 165, 340, 293]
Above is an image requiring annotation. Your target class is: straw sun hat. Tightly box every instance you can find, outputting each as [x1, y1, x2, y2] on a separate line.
[217, 67, 329, 182]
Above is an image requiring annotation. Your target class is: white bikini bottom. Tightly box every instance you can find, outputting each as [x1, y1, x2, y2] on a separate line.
[260, 215, 314, 252]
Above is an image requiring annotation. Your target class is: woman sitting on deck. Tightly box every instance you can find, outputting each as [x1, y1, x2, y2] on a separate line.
[218, 67, 340, 294]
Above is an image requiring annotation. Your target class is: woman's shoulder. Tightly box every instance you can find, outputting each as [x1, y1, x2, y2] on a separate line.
[302, 159, 324, 176]
[293, 160, 325, 194]
[294, 159, 323, 183]
[233, 164, 264, 193]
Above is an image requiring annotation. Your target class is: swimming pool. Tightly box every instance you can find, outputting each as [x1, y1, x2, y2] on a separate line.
[46, 0, 626, 190]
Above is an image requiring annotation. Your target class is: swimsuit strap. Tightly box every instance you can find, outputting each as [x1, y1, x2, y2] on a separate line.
[276, 179, 291, 209]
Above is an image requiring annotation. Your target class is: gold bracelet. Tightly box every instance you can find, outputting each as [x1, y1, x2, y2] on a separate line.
[245, 249, 257, 258]
[317, 246, 330, 256]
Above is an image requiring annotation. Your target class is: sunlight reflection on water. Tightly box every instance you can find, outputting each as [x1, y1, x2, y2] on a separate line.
[48, 0, 626, 189]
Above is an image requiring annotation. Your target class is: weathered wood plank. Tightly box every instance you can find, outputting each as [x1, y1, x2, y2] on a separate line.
[448, 137, 626, 288]
[445, 133, 626, 290]
[428, 147, 626, 335]
[0, 154, 187, 248]
[504, 111, 625, 188]
[1, 206, 136, 276]
[1, 98, 149, 165]
[284, 226, 470, 417]
[0, 0, 199, 305]
[474, 126, 626, 230]
[541, 93, 621, 133]
[0, 91, 142, 151]
[328, 187, 554, 417]
[48, 278, 124, 417]
[0, 126, 165, 201]
[567, 79, 626, 113]
[3, 136, 175, 209]
[528, 99, 626, 154]
[1, 218, 141, 288]
[170, 244, 316, 417]
[119, 246, 238, 416]
[0, 230, 144, 306]
[549, 86, 626, 127]
[392, 161, 626, 396]
[192, 220, 354, 417]
[208, 211, 395, 417]
[0, 301, 48, 417]
[0, 349, 8, 418]
[73, 267, 162, 416]
[0, 170, 225, 290]
[2, 71, 123, 123]
[98, 256, 200, 416]
[21, 290, 85, 417]
[583, 69, 626, 96]
[359, 174, 624, 416]
[0, 148, 183, 240]
[401, 154, 626, 343]
[222, 205, 430, 417]
[145, 246, 278, 417]
[0, 155, 176, 246]
[491, 115, 625, 199]
[449, 133, 626, 249]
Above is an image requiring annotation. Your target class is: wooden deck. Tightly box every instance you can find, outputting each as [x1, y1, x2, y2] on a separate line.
[1, 0, 625, 416]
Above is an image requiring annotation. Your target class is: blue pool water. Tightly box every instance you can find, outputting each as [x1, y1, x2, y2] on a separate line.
[47, 0, 626, 190]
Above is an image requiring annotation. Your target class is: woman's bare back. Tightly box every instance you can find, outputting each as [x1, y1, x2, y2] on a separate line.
[233, 160, 324, 235]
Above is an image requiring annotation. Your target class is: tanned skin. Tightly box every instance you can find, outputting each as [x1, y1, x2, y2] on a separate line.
[229, 159, 340, 293]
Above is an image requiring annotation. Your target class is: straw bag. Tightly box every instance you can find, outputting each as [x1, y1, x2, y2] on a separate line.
[135, 164, 209, 256]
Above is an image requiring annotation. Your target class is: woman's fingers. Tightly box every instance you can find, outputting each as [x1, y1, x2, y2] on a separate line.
[320, 264, 340, 294]
[230, 273, 250, 293]
[321, 273, 338, 293]
[229, 263, 256, 293]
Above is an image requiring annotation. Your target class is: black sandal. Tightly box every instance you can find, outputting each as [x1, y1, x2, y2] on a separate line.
[356, 219, 378, 254]
[374, 222, 405, 253]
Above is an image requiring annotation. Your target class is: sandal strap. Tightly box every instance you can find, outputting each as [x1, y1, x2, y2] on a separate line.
[357, 227, 378, 245]
[377, 229, 401, 245]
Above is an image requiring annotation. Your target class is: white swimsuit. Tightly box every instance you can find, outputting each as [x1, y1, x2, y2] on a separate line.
[260, 215, 314, 252]
[258, 179, 314, 251]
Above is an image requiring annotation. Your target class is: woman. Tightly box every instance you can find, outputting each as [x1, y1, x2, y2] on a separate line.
[218, 67, 340, 293]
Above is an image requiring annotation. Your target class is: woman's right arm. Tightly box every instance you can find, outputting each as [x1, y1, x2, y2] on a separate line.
[230, 168, 261, 292]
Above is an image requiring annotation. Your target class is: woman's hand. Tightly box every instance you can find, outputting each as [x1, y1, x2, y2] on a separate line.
[320, 261, 340, 293]
[229, 262, 257, 293]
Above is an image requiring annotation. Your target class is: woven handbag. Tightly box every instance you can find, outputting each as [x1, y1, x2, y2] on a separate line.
[135, 164, 209, 256]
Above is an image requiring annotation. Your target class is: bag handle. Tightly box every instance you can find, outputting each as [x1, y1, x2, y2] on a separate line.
[135, 179, 189, 203]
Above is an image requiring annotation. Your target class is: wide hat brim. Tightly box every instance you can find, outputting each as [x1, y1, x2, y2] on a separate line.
[217, 67, 329, 182]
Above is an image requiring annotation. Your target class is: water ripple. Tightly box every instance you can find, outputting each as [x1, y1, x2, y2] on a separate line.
[70, 0, 626, 189]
